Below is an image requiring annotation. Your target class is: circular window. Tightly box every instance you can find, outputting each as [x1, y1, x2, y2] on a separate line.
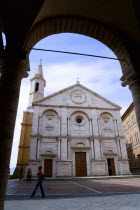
[76, 118, 82, 124]
[75, 115, 85, 125]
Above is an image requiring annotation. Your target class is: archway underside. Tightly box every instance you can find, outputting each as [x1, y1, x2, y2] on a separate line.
[25, 16, 132, 74]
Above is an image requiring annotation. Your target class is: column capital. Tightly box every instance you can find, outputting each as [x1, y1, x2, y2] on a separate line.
[120, 66, 140, 87]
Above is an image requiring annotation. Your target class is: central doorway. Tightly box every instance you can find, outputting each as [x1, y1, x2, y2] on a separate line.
[44, 159, 53, 177]
[75, 152, 87, 176]
[107, 158, 116, 176]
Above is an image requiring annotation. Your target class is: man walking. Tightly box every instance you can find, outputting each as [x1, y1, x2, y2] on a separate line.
[31, 166, 45, 198]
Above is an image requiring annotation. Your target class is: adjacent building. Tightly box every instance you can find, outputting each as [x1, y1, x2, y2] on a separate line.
[122, 103, 140, 174]
[14, 64, 130, 177]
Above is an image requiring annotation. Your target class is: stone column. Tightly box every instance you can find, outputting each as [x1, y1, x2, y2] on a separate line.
[97, 118, 101, 136]
[58, 117, 61, 136]
[121, 68, 140, 132]
[37, 138, 40, 159]
[113, 119, 118, 136]
[129, 81, 140, 129]
[0, 54, 29, 209]
[57, 139, 61, 159]
[89, 118, 92, 136]
[113, 119, 121, 157]
[91, 140, 95, 159]
[67, 117, 70, 136]
[116, 139, 121, 158]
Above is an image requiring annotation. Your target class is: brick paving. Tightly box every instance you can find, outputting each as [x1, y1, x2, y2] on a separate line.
[6, 177, 140, 195]
[5, 177, 140, 210]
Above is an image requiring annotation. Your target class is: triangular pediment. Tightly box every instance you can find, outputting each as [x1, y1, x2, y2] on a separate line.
[32, 83, 121, 110]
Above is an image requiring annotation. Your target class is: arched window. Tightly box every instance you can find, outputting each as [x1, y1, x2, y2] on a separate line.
[35, 82, 39, 92]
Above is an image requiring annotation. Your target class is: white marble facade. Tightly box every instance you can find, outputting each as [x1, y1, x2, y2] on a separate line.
[28, 65, 130, 177]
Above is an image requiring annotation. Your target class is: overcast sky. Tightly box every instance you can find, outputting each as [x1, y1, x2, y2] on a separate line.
[10, 33, 132, 170]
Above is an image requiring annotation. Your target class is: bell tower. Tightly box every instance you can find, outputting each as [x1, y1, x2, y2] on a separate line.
[28, 63, 46, 107]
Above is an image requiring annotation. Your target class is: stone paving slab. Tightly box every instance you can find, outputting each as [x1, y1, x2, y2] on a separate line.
[5, 193, 140, 210]
[5, 177, 140, 210]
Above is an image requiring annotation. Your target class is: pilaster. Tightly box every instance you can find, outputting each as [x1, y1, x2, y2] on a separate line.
[61, 138, 67, 160]
[94, 139, 101, 159]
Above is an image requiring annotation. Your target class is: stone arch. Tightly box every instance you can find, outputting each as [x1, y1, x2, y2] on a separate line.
[99, 112, 114, 123]
[25, 16, 131, 73]
[41, 109, 59, 117]
[99, 111, 113, 119]
[76, 142, 86, 147]
[107, 150, 114, 154]
[42, 148, 55, 155]
[71, 140, 88, 148]
[69, 110, 89, 119]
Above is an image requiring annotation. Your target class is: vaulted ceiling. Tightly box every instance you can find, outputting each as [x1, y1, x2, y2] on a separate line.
[1, 0, 140, 50]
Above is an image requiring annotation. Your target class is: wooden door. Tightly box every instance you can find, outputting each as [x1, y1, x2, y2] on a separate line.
[107, 158, 116, 175]
[44, 159, 52, 177]
[75, 152, 87, 176]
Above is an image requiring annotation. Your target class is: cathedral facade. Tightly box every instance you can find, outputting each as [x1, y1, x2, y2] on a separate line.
[15, 64, 130, 177]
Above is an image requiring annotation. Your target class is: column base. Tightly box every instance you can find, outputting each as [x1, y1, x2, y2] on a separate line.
[118, 159, 131, 175]
[57, 160, 72, 176]
[91, 159, 107, 176]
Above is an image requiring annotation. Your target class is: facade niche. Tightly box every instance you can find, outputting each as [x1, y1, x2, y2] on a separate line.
[100, 112, 115, 137]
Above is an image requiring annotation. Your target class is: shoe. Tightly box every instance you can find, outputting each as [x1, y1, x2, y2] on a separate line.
[42, 195, 45, 198]
[30, 195, 34, 198]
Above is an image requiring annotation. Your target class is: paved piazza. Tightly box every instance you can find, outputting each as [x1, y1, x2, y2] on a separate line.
[5, 177, 140, 210]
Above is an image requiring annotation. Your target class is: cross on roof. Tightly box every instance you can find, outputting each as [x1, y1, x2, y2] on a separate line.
[76, 77, 80, 84]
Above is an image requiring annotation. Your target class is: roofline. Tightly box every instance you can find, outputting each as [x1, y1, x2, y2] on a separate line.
[33, 83, 121, 109]
[33, 83, 79, 103]
[121, 102, 134, 120]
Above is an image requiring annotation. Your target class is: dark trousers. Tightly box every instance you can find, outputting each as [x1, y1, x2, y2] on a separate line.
[32, 180, 45, 197]
[27, 175, 32, 183]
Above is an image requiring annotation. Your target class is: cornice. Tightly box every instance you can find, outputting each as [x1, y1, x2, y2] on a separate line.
[32, 104, 120, 111]
[29, 159, 40, 162]
[118, 159, 129, 161]
[71, 146, 91, 150]
[91, 159, 106, 162]
[31, 135, 124, 140]
[32, 83, 121, 109]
